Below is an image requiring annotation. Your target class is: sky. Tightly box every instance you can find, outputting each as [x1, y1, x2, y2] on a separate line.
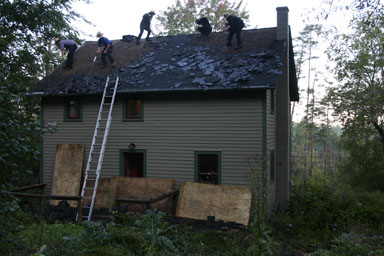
[73, 0, 329, 40]
[71, 0, 347, 123]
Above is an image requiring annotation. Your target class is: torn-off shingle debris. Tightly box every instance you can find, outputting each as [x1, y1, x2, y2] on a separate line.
[31, 28, 287, 95]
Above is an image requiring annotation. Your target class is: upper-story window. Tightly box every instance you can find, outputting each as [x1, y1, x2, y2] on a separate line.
[64, 99, 82, 121]
[270, 89, 275, 114]
[124, 99, 143, 121]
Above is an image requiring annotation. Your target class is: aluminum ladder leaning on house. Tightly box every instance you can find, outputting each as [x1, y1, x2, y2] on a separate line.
[76, 75, 119, 222]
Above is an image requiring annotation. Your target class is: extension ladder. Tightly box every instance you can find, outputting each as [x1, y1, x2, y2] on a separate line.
[77, 75, 119, 221]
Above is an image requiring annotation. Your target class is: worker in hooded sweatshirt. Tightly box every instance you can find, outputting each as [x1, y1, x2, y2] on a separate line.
[195, 17, 212, 38]
[224, 14, 245, 49]
[136, 10, 156, 45]
[96, 32, 116, 68]
[55, 37, 77, 70]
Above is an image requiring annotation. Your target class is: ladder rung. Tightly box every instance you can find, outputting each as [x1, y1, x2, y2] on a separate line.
[78, 76, 117, 222]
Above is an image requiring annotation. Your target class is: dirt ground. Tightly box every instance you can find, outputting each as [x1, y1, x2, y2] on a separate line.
[42, 200, 246, 232]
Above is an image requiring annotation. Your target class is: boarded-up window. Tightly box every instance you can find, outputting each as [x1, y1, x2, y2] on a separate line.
[124, 152, 144, 177]
[125, 99, 142, 120]
[196, 153, 220, 185]
[65, 99, 81, 120]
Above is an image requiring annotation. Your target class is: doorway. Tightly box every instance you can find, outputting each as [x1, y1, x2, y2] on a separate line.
[123, 152, 145, 177]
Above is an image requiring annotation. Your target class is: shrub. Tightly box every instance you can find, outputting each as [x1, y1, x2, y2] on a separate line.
[20, 221, 82, 255]
[283, 180, 350, 232]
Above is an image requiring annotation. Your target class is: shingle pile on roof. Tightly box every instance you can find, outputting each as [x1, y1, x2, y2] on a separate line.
[31, 28, 287, 95]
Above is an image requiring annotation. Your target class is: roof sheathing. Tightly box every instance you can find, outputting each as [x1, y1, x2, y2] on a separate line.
[32, 28, 286, 96]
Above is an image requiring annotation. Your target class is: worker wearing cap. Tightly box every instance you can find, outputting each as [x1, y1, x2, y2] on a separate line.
[224, 14, 245, 49]
[55, 37, 77, 69]
[96, 32, 116, 68]
[136, 10, 155, 45]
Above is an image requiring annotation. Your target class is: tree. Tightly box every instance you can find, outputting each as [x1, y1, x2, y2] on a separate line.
[293, 24, 323, 178]
[291, 120, 342, 179]
[0, 1, 81, 251]
[155, 0, 249, 36]
[0, 0, 83, 80]
[0, 0, 82, 187]
[318, 0, 382, 20]
[326, 7, 384, 150]
[325, 4, 384, 190]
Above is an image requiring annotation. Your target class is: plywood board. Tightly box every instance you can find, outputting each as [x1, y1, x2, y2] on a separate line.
[92, 177, 117, 209]
[176, 182, 252, 226]
[82, 176, 175, 212]
[50, 144, 84, 207]
[113, 176, 175, 213]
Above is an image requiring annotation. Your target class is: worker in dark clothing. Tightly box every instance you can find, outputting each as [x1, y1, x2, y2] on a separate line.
[96, 32, 116, 68]
[196, 17, 212, 37]
[224, 14, 245, 49]
[55, 38, 77, 69]
[136, 10, 156, 45]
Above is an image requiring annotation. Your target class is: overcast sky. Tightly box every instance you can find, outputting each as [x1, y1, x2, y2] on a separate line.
[72, 0, 330, 40]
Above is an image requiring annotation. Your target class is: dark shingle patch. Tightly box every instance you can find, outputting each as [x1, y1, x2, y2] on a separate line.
[31, 28, 284, 95]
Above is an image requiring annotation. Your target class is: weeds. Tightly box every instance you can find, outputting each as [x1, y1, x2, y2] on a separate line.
[308, 232, 384, 256]
[3, 172, 384, 255]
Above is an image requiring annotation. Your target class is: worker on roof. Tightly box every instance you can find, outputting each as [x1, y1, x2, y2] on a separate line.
[224, 14, 245, 49]
[136, 10, 156, 45]
[195, 17, 212, 38]
[55, 37, 77, 70]
[96, 32, 116, 68]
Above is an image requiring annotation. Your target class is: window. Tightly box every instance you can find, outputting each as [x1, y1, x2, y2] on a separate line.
[195, 151, 221, 185]
[270, 89, 275, 114]
[123, 99, 143, 121]
[120, 149, 146, 177]
[64, 99, 82, 121]
[270, 150, 275, 181]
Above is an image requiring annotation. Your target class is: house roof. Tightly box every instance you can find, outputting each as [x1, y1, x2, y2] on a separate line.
[31, 28, 299, 101]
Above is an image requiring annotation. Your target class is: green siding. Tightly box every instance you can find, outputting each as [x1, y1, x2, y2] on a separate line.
[42, 93, 265, 193]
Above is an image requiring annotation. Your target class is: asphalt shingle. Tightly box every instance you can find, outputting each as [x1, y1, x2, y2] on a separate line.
[31, 28, 286, 95]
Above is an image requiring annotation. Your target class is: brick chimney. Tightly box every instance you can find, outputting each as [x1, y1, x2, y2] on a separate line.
[276, 7, 289, 40]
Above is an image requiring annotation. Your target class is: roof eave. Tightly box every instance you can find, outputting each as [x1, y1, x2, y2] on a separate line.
[26, 85, 276, 97]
